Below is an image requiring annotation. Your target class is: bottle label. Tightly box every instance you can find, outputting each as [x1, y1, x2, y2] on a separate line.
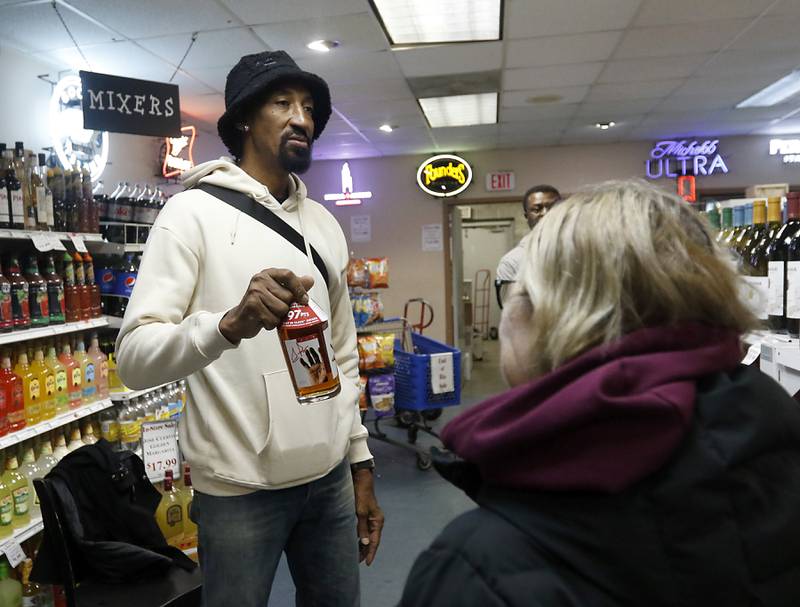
[48, 283, 66, 320]
[120, 420, 140, 443]
[768, 261, 785, 317]
[0, 283, 11, 327]
[0, 495, 12, 525]
[787, 262, 800, 319]
[100, 360, 109, 380]
[741, 276, 769, 320]
[29, 378, 40, 400]
[85, 363, 95, 384]
[11, 285, 30, 323]
[101, 420, 119, 442]
[29, 285, 48, 321]
[46, 192, 55, 227]
[12, 384, 23, 409]
[23, 596, 38, 607]
[71, 367, 82, 387]
[0, 190, 9, 222]
[55, 369, 68, 393]
[45, 374, 56, 396]
[10, 190, 23, 220]
[12, 486, 29, 515]
[167, 504, 183, 527]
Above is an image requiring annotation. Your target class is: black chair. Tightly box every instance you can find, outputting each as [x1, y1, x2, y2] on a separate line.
[33, 477, 202, 607]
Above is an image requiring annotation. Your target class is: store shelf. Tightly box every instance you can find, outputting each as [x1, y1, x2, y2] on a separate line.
[106, 316, 123, 329]
[0, 398, 114, 451]
[124, 243, 145, 253]
[0, 230, 103, 243]
[0, 517, 45, 558]
[110, 383, 170, 402]
[0, 317, 108, 346]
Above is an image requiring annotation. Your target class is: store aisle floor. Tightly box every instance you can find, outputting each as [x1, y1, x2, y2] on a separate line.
[266, 338, 507, 606]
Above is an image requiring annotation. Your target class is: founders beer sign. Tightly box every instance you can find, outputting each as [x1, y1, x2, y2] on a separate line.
[79, 71, 181, 137]
[416, 154, 473, 198]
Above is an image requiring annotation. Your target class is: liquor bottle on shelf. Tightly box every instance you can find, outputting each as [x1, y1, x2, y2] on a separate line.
[0, 356, 24, 433]
[0, 369, 7, 438]
[32, 345, 56, 421]
[156, 469, 184, 548]
[89, 333, 108, 399]
[25, 255, 49, 328]
[717, 207, 733, 243]
[73, 251, 91, 321]
[66, 422, 83, 452]
[0, 259, 13, 333]
[99, 406, 120, 450]
[43, 254, 65, 325]
[18, 442, 41, 519]
[39, 153, 54, 231]
[12, 143, 29, 231]
[179, 464, 197, 550]
[62, 251, 80, 323]
[35, 435, 57, 477]
[706, 207, 720, 233]
[0, 146, 10, 229]
[27, 153, 44, 231]
[0, 458, 13, 539]
[15, 350, 40, 427]
[68, 169, 81, 233]
[734, 202, 755, 256]
[7, 255, 30, 330]
[3, 449, 30, 528]
[768, 193, 800, 333]
[107, 349, 122, 393]
[0, 559, 21, 604]
[74, 338, 95, 404]
[50, 164, 67, 232]
[58, 341, 81, 410]
[4, 148, 23, 230]
[20, 559, 39, 606]
[741, 200, 770, 322]
[46, 344, 69, 415]
[83, 252, 101, 318]
[81, 419, 98, 445]
[52, 429, 69, 460]
[118, 400, 141, 454]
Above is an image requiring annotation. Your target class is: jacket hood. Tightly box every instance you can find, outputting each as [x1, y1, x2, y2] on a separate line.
[181, 157, 308, 211]
[442, 323, 743, 493]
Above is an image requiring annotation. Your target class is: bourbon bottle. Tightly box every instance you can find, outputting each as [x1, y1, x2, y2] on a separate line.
[278, 300, 340, 403]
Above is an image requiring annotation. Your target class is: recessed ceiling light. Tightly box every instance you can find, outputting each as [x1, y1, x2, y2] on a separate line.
[370, 0, 502, 45]
[595, 121, 616, 130]
[736, 70, 800, 108]
[379, 124, 394, 133]
[306, 40, 340, 53]
[419, 92, 498, 128]
[526, 94, 563, 104]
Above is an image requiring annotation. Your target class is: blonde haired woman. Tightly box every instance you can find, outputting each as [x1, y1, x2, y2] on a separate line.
[401, 179, 800, 607]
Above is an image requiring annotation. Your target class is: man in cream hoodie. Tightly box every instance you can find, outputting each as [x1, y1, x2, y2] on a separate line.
[116, 51, 382, 607]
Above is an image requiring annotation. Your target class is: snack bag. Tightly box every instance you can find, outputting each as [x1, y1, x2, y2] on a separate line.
[358, 335, 381, 370]
[358, 375, 369, 411]
[366, 293, 384, 326]
[367, 258, 389, 289]
[348, 258, 369, 288]
[369, 374, 395, 417]
[377, 333, 395, 368]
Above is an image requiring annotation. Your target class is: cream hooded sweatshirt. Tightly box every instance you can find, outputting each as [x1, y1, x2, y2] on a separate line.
[115, 158, 371, 496]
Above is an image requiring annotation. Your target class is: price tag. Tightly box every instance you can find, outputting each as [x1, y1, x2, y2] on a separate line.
[70, 235, 88, 253]
[49, 233, 67, 251]
[742, 343, 761, 366]
[2, 540, 26, 567]
[31, 232, 55, 252]
[142, 421, 180, 483]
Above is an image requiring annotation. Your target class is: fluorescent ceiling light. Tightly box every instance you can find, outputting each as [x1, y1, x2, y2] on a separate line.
[595, 121, 616, 130]
[306, 40, 339, 53]
[419, 93, 497, 128]
[737, 70, 800, 108]
[371, 0, 502, 45]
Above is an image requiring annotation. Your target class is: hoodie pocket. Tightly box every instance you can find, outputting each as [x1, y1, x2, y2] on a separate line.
[260, 368, 343, 485]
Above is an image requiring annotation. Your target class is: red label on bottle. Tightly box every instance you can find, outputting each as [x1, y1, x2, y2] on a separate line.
[280, 301, 327, 330]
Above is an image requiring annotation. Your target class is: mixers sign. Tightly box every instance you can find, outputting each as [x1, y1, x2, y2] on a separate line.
[645, 139, 729, 179]
[417, 154, 473, 198]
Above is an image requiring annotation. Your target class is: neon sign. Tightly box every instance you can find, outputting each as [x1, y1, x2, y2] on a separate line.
[677, 175, 696, 202]
[416, 154, 473, 198]
[645, 139, 729, 179]
[49, 75, 109, 182]
[769, 138, 800, 164]
[323, 162, 373, 206]
[162, 125, 196, 178]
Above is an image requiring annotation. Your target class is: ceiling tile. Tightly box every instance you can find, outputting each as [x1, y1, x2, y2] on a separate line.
[504, 63, 604, 90]
[756, 117, 800, 135]
[336, 98, 423, 122]
[770, 0, 800, 15]
[729, 16, 800, 52]
[330, 79, 414, 104]
[138, 29, 267, 71]
[505, 0, 642, 39]
[179, 66, 230, 92]
[500, 104, 580, 123]
[695, 49, 800, 78]
[654, 95, 740, 112]
[252, 12, 388, 60]
[574, 98, 661, 118]
[673, 72, 794, 98]
[170, 71, 218, 96]
[614, 20, 749, 59]
[598, 54, 711, 83]
[395, 42, 502, 78]
[0, 2, 114, 53]
[41, 41, 173, 82]
[222, 0, 366, 25]
[499, 119, 567, 137]
[634, 0, 775, 26]
[505, 31, 623, 68]
[299, 51, 404, 86]
[502, 86, 589, 106]
[586, 80, 684, 102]
[70, 0, 239, 39]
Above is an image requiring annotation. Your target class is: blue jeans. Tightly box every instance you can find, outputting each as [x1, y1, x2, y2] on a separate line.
[192, 459, 360, 607]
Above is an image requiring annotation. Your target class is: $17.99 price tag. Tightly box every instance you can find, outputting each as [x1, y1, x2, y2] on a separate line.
[141, 420, 180, 483]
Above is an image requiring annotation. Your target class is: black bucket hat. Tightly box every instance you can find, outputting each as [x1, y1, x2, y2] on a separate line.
[217, 50, 332, 156]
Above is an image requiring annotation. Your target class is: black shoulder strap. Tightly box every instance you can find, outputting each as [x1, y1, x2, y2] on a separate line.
[195, 183, 330, 289]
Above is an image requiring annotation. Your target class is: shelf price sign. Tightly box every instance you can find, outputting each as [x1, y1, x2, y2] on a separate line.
[142, 421, 180, 483]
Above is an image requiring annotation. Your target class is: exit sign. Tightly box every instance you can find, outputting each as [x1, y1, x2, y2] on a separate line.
[485, 171, 515, 192]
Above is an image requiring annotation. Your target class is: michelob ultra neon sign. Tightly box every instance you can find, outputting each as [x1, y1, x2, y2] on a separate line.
[416, 154, 473, 197]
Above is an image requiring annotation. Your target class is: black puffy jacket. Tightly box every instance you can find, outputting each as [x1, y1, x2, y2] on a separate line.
[400, 366, 800, 606]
